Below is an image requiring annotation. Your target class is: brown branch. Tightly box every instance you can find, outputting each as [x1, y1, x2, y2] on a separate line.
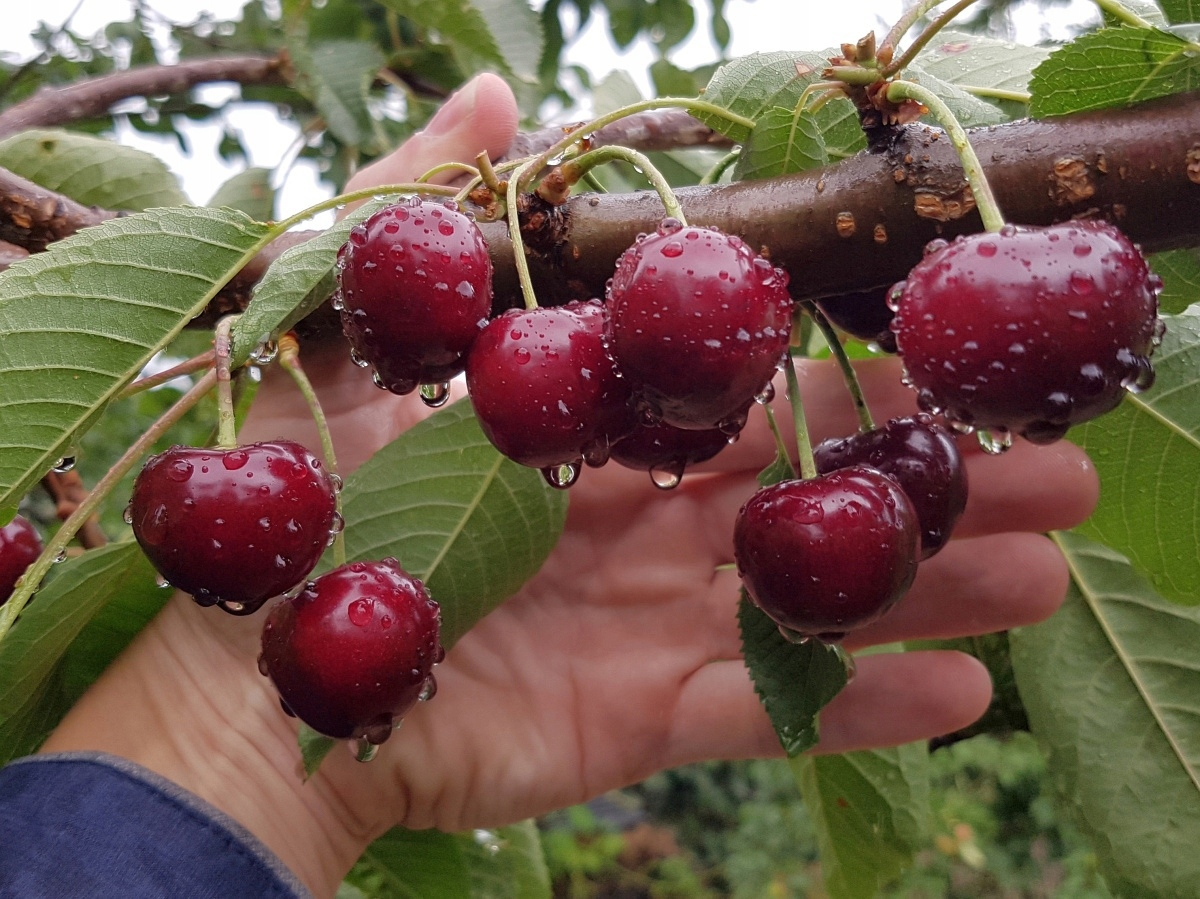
[40, 472, 108, 550]
[0, 54, 290, 140]
[0, 166, 117, 251]
[504, 108, 734, 160]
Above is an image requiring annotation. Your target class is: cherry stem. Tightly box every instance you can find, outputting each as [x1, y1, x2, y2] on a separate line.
[784, 351, 818, 481]
[880, 0, 987, 78]
[885, 79, 1006, 233]
[475, 151, 504, 197]
[879, 0, 947, 60]
[761, 403, 799, 480]
[557, 146, 687, 225]
[802, 300, 875, 432]
[416, 161, 480, 184]
[700, 150, 739, 185]
[1091, 0, 1154, 28]
[214, 315, 240, 449]
[0, 369, 219, 645]
[119, 349, 216, 399]
[507, 156, 543, 311]
[278, 334, 346, 568]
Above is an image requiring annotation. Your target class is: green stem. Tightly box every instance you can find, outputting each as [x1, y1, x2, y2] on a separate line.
[803, 301, 874, 432]
[214, 316, 239, 449]
[886, 79, 1006, 233]
[560, 146, 687, 225]
[507, 157, 542, 311]
[956, 85, 1031, 104]
[278, 335, 345, 568]
[784, 352, 817, 481]
[1091, 0, 1154, 27]
[416, 161, 479, 184]
[881, 0, 987, 77]
[0, 369, 219, 644]
[879, 0, 950, 60]
[119, 350, 215, 399]
[761, 403, 799, 480]
[700, 150, 739, 185]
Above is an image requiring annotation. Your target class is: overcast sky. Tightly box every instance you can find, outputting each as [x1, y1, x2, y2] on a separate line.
[1, 0, 1095, 212]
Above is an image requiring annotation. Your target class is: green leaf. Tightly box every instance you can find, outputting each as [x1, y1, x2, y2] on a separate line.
[380, 0, 543, 82]
[0, 128, 187, 211]
[1029, 26, 1200, 117]
[350, 820, 550, 898]
[732, 104, 828, 182]
[1011, 531, 1200, 897]
[0, 542, 164, 763]
[1150, 248, 1200, 314]
[737, 593, 847, 756]
[0, 207, 272, 514]
[914, 29, 1047, 113]
[298, 724, 337, 778]
[339, 399, 568, 647]
[230, 197, 396, 367]
[1150, 0, 1189, 25]
[791, 743, 930, 899]
[289, 38, 384, 149]
[207, 167, 276, 221]
[1071, 307, 1200, 604]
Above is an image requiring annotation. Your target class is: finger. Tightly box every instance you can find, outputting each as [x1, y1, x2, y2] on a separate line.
[843, 532, 1068, 650]
[956, 438, 1098, 537]
[665, 650, 990, 764]
[345, 74, 519, 193]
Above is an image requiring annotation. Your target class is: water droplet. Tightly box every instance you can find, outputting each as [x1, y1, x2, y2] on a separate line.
[348, 597, 375, 626]
[419, 382, 451, 407]
[218, 599, 250, 615]
[976, 240, 998, 257]
[473, 829, 504, 855]
[155, 574, 171, 589]
[541, 462, 581, 489]
[53, 548, 67, 563]
[354, 739, 379, 763]
[222, 450, 249, 471]
[328, 512, 345, 536]
[349, 349, 370, 368]
[53, 456, 76, 474]
[331, 292, 346, 312]
[976, 428, 1013, 454]
[649, 462, 684, 490]
[660, 240, 684, 258]
[1121, 359, 1156, 393]
[372, 371, 388, 390]
[437, 219, 456, 236]
[418, 675, 438, 702]
[122, 503, 134, 524]
[753, 381, 776, 405]
[328, 473, 343, 493]
[250, 340, 278, 366]
[777, 625, 810, 645]
[513, 347, 531, 365]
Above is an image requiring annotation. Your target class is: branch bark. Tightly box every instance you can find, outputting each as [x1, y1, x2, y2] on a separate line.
[0, 54, 289, 140]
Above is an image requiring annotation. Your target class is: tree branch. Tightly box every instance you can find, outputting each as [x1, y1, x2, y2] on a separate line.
[0, 54, 290, 139]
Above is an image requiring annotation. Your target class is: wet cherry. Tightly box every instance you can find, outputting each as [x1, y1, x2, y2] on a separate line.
[734, 467, 920, 640]
[336, 197, 493, 396]
[258, 558, 443, 744]
[466, 299, 634, 485]
[609, 420, 731, 488]
[0, 515, 43, 606]
[128, 440, 339, 614]
[605, 219, 793, 433]
[817, 286, 897, 353]
[890, 220, 1162, 445]
[814, 414, 967, 559]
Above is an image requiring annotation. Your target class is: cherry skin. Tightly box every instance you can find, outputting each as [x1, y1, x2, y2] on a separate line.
[609, 420, 731, 489]
[890, 220, 1162, 445]
[0, 515, 43, 606]
[813, 414, 967, 559]
[733, 466, 920, 641]
[129, 440, 339, 615]
[258, 558, 443, 744]
[817, 286, 897, 353]
[605, 219, 793, 433]
[466, 299, 634, 485]
[336, 197, 493, 397]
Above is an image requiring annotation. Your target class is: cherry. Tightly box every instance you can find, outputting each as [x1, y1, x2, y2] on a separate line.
[813, 414, 967, 559]
[816, 286, 897, 353]
[890, 221, 1162, 445]
[609, 420, 730, 489]
[605, 219, 793, 433]
[733, 467, 920, 640]
[258, 558, 443, 744]
[0, 515, 42, 606]
[335, 197, 493, 398]
[128, 440, 339, 615]
[466, 299, 634, 486]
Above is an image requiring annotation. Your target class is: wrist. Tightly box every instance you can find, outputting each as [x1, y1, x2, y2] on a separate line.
[40, 593, 385, 898]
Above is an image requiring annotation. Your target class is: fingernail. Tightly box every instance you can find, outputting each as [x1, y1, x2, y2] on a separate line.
[424, 78, 482, 136]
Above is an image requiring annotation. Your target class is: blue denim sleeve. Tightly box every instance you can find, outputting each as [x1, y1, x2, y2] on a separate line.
[0, 752, 311, 898]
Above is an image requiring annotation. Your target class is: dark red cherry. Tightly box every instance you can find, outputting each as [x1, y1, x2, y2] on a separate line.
[0, 515, 42, 606]
[609, 420, 731, 488]
[814, 414, 967, 559]
[890, 221, 1162, 445]
[129, 440, 339, 614]
[466, 300, 634, 486]
[258, 558, 442, 744]
[605, 220, 793, 433]
[733, 467, 920, 640]
[336, 197, 493, 396]
[816, 286, 897, 353]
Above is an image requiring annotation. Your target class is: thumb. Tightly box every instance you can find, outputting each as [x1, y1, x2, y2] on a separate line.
[345, 73, 520, 193]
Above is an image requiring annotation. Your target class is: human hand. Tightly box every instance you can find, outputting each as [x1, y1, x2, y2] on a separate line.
[41, 73, 1098, 898]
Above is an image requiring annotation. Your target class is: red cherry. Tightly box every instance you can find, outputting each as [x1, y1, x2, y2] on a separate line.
[258, 559, 443, 744]
[0, 515, 42, 606]
[129, 440, 339, 614]
[609, 420, 730, 489]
